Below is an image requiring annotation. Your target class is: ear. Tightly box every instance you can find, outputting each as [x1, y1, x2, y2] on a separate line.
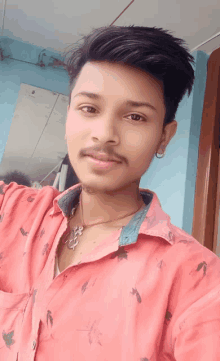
[157, 120, 177, 154]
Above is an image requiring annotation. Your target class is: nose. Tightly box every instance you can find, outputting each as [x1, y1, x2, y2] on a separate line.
[91, 118, 120, 145]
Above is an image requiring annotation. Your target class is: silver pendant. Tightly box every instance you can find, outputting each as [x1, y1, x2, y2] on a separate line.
[66, 226, 84, 250]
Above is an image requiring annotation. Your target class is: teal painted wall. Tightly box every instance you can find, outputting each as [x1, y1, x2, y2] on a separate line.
[140, 51, 209, 232]
[0, 37, 209, 233]
[182, 51, 209, 234]
[0, 36, 69, 165]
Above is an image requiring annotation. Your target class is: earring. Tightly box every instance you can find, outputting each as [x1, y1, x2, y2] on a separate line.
[155, 151, 166, 159]
[155, 145, 166, 159]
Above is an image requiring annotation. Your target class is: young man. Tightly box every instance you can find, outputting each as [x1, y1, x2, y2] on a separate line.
[0, 26, 220, 360]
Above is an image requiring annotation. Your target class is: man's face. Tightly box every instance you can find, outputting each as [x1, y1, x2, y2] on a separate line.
[66, 61, 168, 193]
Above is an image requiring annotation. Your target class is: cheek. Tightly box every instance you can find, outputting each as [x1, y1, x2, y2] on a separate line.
[124, 128, 158, 160]
[125, 129, 146, 145]
[65, 112, 86, 139]
[66, 112, 77, 135]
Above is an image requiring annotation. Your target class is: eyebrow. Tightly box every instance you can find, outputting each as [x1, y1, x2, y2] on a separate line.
[73, 91, 157, 112]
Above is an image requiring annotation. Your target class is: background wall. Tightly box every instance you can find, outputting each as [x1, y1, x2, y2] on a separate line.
[0, 36, 209, 233]
[0, 83, 70, 183]
[140, 51, 209, 233]
[0, 36, 69, 166]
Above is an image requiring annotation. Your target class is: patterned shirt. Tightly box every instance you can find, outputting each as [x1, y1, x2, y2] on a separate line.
[0, 180, 220, 361]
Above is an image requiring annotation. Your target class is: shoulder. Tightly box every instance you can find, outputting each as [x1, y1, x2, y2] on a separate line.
[161, 222, 220, 279]
[0, 181, 60, 214]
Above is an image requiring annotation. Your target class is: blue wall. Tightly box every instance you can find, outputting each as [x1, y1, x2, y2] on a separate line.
[0, 36, 69, 164]
[182, 51, 209, 234]
[140, 51, 209, 232]
[0, 36, 209, 233]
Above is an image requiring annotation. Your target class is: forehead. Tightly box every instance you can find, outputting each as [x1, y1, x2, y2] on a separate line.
[72, 61, 165, 108]
[75, 61, 162, 88]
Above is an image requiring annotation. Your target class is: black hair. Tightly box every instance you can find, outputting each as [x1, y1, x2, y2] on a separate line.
[64, 25, 195, 126]
[1, 170, 32, 187]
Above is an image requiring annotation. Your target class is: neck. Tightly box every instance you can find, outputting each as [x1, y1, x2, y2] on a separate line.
[78, 182, 145, 225]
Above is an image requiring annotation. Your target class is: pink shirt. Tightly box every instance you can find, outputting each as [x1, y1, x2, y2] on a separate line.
[0, 180, 220, 361]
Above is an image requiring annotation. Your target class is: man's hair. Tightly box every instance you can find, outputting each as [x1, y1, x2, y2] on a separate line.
[64, 25, 195, 126]
[0, 170, 32, 187]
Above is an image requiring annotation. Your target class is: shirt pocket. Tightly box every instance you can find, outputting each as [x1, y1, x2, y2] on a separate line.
[0, 290, 29, 352]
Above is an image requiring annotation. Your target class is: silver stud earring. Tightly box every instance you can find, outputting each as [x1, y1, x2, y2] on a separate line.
[155, 151, 166, 159]
[155, 145, 166, 159]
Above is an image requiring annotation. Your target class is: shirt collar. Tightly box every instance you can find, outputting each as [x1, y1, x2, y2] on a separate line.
[49, 183, 174, 246]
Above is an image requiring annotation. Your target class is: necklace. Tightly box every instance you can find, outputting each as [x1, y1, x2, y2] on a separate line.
[62, 191, 145, 250]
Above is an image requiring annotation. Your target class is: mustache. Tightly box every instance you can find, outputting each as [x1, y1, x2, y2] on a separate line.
[81, 146, 126, 164]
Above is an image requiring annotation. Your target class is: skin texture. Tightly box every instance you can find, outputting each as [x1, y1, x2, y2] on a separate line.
[65, 61, 177, 224]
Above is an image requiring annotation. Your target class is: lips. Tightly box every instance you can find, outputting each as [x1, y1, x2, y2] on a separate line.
[86, 152, 121, 163]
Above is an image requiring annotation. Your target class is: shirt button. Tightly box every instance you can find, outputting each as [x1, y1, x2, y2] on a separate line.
[32, 340, 37, 350]
[169, 232, 173, 241]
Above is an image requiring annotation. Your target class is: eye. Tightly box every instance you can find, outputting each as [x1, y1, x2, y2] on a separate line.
[127, 114, 146, 122]
[79, 106, 97, 114]
[78, 106, 146, 123]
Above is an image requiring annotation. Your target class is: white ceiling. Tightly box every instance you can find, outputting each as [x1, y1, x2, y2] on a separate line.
[1, 0, 220, 184]
[0, 0, 220, 55]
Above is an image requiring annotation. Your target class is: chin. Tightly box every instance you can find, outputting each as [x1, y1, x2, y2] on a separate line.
[80, 177, 137, 196]
[80, 181, 116, 195]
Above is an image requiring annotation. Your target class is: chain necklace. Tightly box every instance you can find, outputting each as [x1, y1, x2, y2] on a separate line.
[62, 192, 145, 250]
